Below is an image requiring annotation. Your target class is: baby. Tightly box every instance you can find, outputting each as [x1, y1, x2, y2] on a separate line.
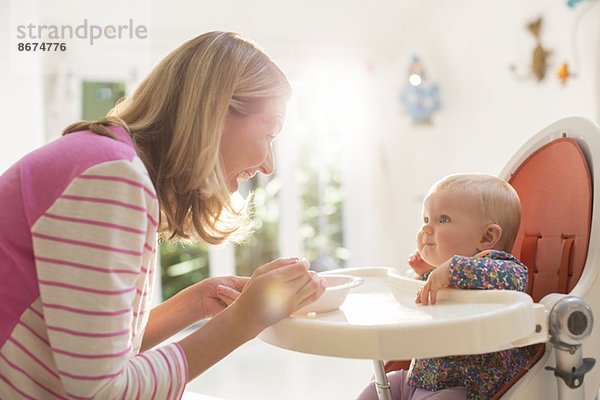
[358, 173, 535, 400]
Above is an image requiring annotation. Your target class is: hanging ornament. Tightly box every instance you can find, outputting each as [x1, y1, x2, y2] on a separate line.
[567, 0, 596, 8]
[510, 17, 552, 82]
[557, 62, 571, 85]
[399, 56, 441, 125]
[560, 0, 599, 85]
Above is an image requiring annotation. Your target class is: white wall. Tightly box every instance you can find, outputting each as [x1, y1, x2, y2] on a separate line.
[0, 1, 44, 173]
[365, 1, 600, 269]
[2, 0, 599, 271]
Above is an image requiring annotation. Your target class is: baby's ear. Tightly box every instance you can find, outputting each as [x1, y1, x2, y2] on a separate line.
[480, 224, 503, 250]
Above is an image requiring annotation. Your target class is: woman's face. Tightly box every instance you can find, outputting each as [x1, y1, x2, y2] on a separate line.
[220, 99, 286, 193]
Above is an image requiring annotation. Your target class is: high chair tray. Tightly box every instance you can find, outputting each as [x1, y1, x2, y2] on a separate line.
[259, 267, 544, 360]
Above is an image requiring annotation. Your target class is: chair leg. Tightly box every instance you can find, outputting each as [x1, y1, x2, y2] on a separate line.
[372, 360, 392, 400]
[547, 345, 593, 400]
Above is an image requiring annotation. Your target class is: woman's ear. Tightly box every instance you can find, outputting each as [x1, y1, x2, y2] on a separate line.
[479, 224, 503, 250]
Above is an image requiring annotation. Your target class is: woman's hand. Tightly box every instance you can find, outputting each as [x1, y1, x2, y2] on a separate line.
[141, 275, 248, 351]
[229, 257, 326, 333]
[408, 251, 435, 277]
[177, 257, 325, 380]
[196, 276, 249, 316]
[416, 259, 451, 305]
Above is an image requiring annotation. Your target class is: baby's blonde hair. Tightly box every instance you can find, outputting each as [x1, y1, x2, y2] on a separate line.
[428, 173, 522, 252]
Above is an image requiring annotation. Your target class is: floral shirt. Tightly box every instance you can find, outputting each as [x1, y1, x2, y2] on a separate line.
[408, 250, 537, 400]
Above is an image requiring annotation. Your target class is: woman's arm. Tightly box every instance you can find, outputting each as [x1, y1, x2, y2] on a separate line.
[178, 257, 325, 380]
[141, 291, 198, 352]
[31, 159, 187, 399]
[141, 275, 249, 352]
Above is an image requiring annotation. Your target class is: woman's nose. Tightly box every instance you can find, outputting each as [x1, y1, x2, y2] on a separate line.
[260, 146, 275, 176]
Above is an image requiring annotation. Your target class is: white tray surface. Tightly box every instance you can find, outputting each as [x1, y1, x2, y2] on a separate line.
[259, 267, 538, 359]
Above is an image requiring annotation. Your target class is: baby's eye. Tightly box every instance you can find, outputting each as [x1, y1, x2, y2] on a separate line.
[423, 217, 429, 224]
[440, 215, 451, 223]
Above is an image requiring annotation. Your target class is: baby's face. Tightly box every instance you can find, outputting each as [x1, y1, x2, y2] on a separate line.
[417, 191, 489, 267]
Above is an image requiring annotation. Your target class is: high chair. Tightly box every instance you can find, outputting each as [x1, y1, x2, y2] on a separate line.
[260, 116, 600, 400]
[490, 115, 600, 400]
[385, 116, 600, 400]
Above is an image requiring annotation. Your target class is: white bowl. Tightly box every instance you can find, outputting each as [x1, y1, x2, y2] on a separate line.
[294, 274, 364, 315]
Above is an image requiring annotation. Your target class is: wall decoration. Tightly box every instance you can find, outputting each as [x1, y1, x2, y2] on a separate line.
[399, 56, 441, 125]
[567, 0, 595, 7]
[511, 1, 599, 86]
[556, 62, 571, 85]
[510, 17, 552, 82]
[560, 0, 600, 85]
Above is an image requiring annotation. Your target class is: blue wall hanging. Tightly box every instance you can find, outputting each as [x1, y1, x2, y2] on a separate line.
[400, 56, 441, 125]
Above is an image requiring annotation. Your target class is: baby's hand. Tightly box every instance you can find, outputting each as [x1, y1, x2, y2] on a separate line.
[416, 259, 451, 305]
[408, 251, 435, 277]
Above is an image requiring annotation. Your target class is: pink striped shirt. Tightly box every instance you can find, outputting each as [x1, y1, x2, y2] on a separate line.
[0, 127, 188, 399]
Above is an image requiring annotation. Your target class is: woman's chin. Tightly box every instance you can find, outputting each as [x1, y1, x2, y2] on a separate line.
[227, 180, 239, 193]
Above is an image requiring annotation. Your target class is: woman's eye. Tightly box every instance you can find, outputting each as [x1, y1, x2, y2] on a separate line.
[440, 215, 451, 223]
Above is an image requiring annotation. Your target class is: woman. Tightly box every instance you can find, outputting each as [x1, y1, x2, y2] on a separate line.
[0, 31, 325, 399]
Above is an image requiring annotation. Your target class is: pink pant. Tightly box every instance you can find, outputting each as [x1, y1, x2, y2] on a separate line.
[356, 370, 468, 400]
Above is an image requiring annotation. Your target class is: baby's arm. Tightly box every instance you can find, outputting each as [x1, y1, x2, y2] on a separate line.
[451, 254, 528, 291]
[416, 253, 528, 305]
[408, 251, 435, 278]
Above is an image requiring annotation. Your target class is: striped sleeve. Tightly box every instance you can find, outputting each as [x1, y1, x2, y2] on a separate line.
[29, 159, 188, 399]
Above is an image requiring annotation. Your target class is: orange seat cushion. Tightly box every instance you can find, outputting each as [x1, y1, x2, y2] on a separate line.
[509, 137, 592, 302]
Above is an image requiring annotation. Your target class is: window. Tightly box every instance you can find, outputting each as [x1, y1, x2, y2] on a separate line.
[234, 175, 281, 277]
[159, 242, 210, 300]
[81, 81, 126, 120]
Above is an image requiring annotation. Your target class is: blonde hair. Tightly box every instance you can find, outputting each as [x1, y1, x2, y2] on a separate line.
[428, 173, 522, 252]
[63, 31, 291, 244]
